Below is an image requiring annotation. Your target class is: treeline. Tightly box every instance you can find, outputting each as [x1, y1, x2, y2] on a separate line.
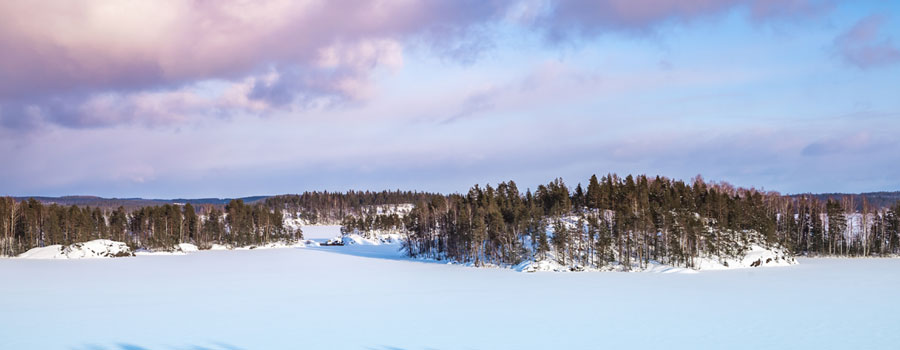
[341, 213, 404, 236]
[11, 195, 270, 211]
[789, 191, 900, 211]
[5, 178, 900, 261]
[774, 196, 900, 256]
[265, 190, 441, 224]
[393, 175, 900, 269]
[0, 198, 300, 256]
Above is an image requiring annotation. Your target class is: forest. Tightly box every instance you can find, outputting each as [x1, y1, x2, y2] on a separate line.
[264, 190, 441, 224]
[2, 176, 899, 265]
[355, 175, 900, 269]
[0, 191, 434, 256]
[0, 199, 297, 256]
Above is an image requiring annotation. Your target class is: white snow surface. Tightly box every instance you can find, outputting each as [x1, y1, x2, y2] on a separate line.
[3, 226, 896, 349]
[17, 239, 132, 259]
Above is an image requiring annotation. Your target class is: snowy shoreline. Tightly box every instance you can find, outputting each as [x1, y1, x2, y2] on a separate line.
[8, 223, 804, 274]
[8, 234, 800, 274]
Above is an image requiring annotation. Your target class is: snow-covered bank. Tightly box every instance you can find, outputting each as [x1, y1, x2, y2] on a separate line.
[513, 258, 700, 273]
[16, 239, 318, 259]
[339, 232, 403, 245]
[502, 247, 794, 273]
[8, 221, 337, 259]
[17, 239, 133, 259]
[134, 240, 316, 256]
[694, 244, 796, 270]
[338, 230, 797, 273]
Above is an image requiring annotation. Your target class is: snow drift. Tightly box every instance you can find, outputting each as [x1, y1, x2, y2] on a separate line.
[17, 239, 133, 259]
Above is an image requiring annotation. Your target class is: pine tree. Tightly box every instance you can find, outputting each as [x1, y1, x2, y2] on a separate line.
[586, 174, 602, 209]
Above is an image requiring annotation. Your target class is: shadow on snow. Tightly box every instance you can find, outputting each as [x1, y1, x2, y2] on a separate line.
[303, 243, 452, 266]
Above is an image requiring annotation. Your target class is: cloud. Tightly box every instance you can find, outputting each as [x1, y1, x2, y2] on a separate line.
[0, 0, 840, 131]
[0, 75, 276, 129]
[834, 15, 900, 69]
[436, 59, 602, 124]
[530, 0, 829, 40]
[250, 39, 405, 108]
[442, 86, 501, 123]
[0, 0, 507, 130]
[747, 0, 830, 21]
[801, 131, 887, 156]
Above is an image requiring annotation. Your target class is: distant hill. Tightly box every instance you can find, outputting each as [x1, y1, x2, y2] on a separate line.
[788, 191, 900, 210]
[11, 191, 900, 211]
[11, 195, 270, 209]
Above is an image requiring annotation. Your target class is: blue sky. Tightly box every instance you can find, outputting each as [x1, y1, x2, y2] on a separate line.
[1, 0, 899, 198]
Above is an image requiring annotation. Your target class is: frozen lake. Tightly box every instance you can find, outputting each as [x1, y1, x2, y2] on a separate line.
[1, 233, 898, 350]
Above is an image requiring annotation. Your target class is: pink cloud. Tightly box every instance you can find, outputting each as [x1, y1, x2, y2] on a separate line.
[748, 0, 830, 20]
[533, 0, 828, 39]
[834, 15, 900, 69]
[0, 0, 506, 128]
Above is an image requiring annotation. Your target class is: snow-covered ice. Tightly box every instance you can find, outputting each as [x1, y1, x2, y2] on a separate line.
[1, 226, 898, 349]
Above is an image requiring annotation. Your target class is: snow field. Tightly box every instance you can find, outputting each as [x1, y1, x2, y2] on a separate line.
[2, 242, 898, 349]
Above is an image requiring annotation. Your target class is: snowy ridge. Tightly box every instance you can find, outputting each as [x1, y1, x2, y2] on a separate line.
[18, 239, 133, 259]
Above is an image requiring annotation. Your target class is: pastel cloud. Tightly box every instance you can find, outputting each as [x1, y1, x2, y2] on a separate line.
[834, 15, 900, 69]
[530, 0, 829, 39]
[2, 0, 899, 198]
[0, 0, 506, 129]
[801, 131, 892, 156]
[0, 0, 841, 131]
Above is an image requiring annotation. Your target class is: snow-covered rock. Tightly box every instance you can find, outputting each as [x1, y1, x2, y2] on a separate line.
[694, 244, 796, 270]
[341, 234, 379, 245]
[515, 259, 568, 272]
[176, 243, 199, 253]
[18, 239, 133, 259]
[338, 233, 404, 246]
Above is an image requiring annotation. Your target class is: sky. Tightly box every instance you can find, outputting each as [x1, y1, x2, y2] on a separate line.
[1, 0, 899, 198]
